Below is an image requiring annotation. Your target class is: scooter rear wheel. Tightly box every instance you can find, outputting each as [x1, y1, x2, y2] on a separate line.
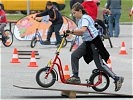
[36, 67, 56, 88]
[89, 71, 110, 92]
[2, 30, 13, 47]
[31, 37, 37, 48]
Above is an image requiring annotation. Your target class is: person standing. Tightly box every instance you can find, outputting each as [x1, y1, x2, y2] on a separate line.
[0, 4, 7, 34]
[0, 4, 8, 43]
[106, 0, 121, 37]
[34, 1, 63, 46]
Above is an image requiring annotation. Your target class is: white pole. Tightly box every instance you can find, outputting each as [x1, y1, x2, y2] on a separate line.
[27, 0, 30, 15]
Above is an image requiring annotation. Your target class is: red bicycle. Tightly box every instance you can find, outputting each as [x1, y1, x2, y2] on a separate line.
[36, 32, 110, 92]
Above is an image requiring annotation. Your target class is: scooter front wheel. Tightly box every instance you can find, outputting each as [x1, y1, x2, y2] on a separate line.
[89, 71, 110, 92]
[31, 37, 37, 48]
[36, 67, 56, 88]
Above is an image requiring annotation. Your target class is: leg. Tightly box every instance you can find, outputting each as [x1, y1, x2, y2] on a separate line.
[108, 14, 114, 37]
[90, 44, 116, 78]
[91, 44, 124, 91]
[53, 23, 62, 44]
[71, 42, 86, 77]
[46, 25, 54, 41]
[66, 43, 86, 84]
[0, 23, 6, 36]
[114, 12, 121, 37]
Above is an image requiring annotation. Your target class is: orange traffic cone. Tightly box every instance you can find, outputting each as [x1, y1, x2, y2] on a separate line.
[64, 65, 70, 80]
[10, 48, 20, 63]
[28, 51, 38, 67]
[119, 41, 128, 55]
[107, 58, 112, 71]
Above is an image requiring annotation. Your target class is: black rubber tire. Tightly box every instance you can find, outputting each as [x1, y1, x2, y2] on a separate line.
[31, 37, 37, 48]
[90, 72, 110, 92]
[36, 67, 56, 88]
[2, 30, 13, 47]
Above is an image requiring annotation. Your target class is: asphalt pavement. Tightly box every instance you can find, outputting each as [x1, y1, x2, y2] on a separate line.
[0, 24, 133, 100]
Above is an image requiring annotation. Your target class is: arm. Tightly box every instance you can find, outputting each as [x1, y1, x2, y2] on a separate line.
[71, 26, 87, 36]
[36, 10, 48, 17]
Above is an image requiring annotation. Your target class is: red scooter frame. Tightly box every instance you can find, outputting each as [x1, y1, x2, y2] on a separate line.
[36, 32, 110, 92]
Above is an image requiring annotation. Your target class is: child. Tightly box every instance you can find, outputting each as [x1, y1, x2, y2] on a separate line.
[66, 2, 124, 92]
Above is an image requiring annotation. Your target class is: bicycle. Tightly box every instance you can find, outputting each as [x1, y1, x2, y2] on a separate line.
[30, 17, 67, 48]
[36, 31, 110, 92]
[0, 24, 13, 47]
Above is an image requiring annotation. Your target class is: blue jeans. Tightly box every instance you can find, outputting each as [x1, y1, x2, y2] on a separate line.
[108, 9, 121, 37]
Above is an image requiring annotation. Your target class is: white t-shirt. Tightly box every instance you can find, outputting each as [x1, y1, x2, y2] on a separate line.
[78, 14, 98, 41]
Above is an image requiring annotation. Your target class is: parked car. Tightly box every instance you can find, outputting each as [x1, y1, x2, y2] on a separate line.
[0, 0, 65, 14]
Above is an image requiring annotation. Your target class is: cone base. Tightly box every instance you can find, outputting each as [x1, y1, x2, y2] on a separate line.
[28, 62, 38, 67]
[10, 61, 20, 63]
[10, 59, 20, 63]
[119, 51, 128, 55]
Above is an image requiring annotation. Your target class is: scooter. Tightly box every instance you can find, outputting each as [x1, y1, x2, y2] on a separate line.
[36, 31, 110, 92]
[0, 27, 13, 47]
[30, 17, 67, 48]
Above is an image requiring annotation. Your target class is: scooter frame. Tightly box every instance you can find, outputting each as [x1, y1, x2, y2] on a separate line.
[36, 32, 110, 92]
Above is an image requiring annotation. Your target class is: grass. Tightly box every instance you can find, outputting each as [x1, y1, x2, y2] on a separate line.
[7, 0, 132, 22]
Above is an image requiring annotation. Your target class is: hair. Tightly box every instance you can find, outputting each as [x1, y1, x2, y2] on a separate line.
[72, 2, 86, 14]
[46, 1, 53, 6]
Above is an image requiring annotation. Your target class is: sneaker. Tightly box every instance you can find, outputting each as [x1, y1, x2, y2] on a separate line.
[66, 76, 81, 84]
[43, 40, 50, 44]
[114, 77, 124, 92]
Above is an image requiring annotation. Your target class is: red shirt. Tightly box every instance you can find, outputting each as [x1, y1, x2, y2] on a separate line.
[82, 1, 98, 21]
[0, 9, 7, 23]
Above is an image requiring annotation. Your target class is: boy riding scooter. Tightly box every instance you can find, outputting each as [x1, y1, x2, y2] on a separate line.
[65, 2, 124, 92]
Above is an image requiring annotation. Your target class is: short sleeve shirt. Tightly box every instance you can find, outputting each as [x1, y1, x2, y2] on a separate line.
[78, 14, 98, 41]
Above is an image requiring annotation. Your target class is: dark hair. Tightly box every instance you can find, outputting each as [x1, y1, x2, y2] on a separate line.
[72, 2, 86, 14]
[46, 1, 53, 6]
[0, 3, 4, 10]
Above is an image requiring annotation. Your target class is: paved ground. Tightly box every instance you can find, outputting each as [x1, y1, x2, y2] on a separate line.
[0, 24, 133, 100]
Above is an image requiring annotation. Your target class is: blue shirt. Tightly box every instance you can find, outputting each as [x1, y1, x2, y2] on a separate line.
[78, 14, 98, 41]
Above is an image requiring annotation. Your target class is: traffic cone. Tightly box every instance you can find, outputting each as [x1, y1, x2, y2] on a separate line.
[119, 41, 128, 55]
[10, 48, 20, 63]
[107, 58, 112, 71]
[28, 51, 38, 67]
[64, 65, 70, 80]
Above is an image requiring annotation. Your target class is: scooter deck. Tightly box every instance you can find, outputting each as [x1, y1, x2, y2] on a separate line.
[13, 85, 132, 98]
